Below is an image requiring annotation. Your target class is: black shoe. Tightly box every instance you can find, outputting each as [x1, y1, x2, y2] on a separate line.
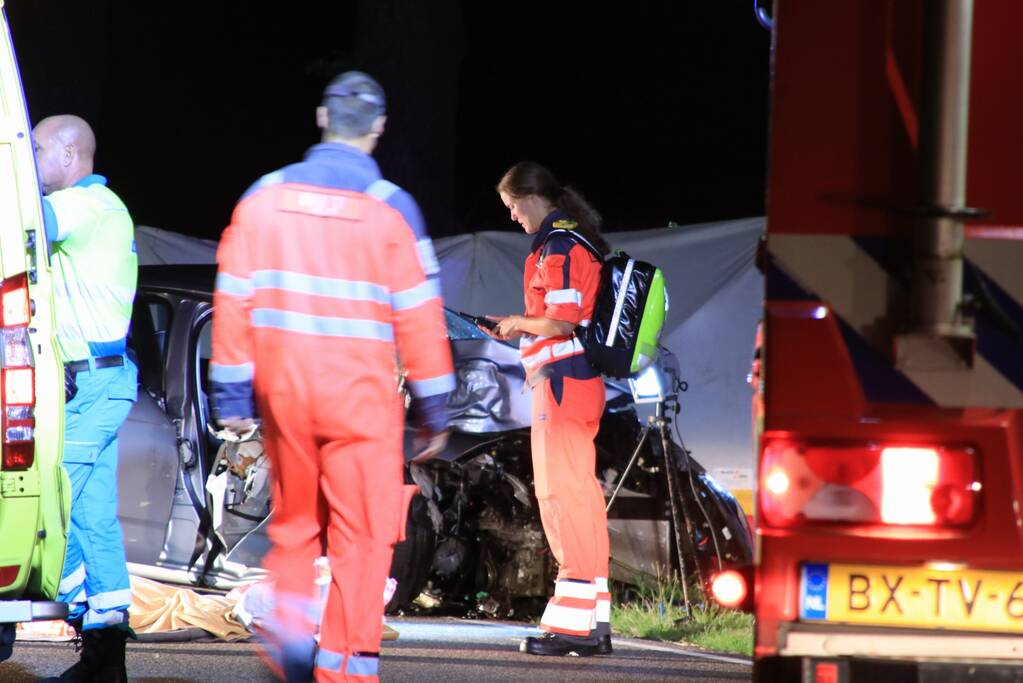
[520, 632, 598, 657]
[596, 634, 613, 656]
[43, 627, 128, 682]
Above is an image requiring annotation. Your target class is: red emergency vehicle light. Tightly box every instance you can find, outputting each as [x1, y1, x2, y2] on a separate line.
[759, 439, 978, 528]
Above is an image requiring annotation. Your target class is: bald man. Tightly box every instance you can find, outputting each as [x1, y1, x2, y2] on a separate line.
[34, 115, 138, 683]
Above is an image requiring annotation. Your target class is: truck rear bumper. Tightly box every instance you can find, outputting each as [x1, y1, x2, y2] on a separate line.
[0, 600, 67, 623]
[779, 623, 1023, 661]
[757, 655, 1023, 682]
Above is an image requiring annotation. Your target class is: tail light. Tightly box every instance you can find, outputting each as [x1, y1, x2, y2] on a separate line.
[0, 273, 35, 471]
[759, 438, 979, 528]
[710, 570, 749, 609]
[0, 565, 20, 588]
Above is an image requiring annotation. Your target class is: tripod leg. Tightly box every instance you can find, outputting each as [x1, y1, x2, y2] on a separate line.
[656, 408, 701, 615]
[605, 423, 651, 513]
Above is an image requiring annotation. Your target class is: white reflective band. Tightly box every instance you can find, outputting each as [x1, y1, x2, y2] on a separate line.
[409, 373, 456, 398]
[595, 577, 609, 592]
[544, 288, 582, 306]
[215, 272, 254, 297]
[346, 655, 380, 676]
[69, 589, 87, 605]
[521, 337, 585, 370]
[365, 179, 399, 202]
[416, 239, 441, 276]
[596, 601, 611, 622]
[521, 346, 551, 370]
[89, 588, 133, 610]
[209, 361, 254, 383]
[554, 580, 597, 600]
[58, 563, 86, 595]
[83, 608, 128, 628]
[252, 308, 394, 342]
[252, 270, 390, 305]
[316, 647, 345, 672]
[606, 258, 635, 347]
[579, 319, 591, 327]
[541, 603, 595, 634]
[392, 279, 441, 311]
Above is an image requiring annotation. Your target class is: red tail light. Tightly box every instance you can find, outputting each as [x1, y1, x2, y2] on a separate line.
[759, 439, 979, 528]
[710, 570, 749, 609]
[0, 565, 20, 588]
[0, 273, 34, 471]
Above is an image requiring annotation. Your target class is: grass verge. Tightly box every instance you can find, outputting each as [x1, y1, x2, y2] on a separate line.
[610, 575, 753, 656]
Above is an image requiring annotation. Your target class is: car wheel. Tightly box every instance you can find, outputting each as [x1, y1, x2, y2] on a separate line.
[385, 493, 437, 614]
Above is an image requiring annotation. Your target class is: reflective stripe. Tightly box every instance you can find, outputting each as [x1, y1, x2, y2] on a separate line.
[392, 279, 441, 312]
[540, 603, 595, 635]
[252, 270, 389, 305]
[606, 258, 636, 347]
[408, 373, 456, 398]
[416, 238, 441, 276]
[595, 576, 611, 622]
[209, 361, 254, 383]
[545, 288, 582, 306]
[521, 337, 585, 370]
[58, 563, 86, 595]
[89, 588, 132, 610]
[366, 179, 399, 202]
[83, 608, 128, 629]
[252, 309, 394, 342]
[346, 654, 380, 676]
[554, 580, 597, 600]
[316, 647, 345, 672]
[69, 589, 87, 605]
[215, 272, 253, 297]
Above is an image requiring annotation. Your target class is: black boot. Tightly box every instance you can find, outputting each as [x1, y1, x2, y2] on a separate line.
[520, 632, 598, 657]
[596, 633, 613, 655]
[43, 626, 128, 682]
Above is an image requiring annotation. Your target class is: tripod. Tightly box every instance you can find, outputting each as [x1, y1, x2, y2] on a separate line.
[605, 389, 702, 614]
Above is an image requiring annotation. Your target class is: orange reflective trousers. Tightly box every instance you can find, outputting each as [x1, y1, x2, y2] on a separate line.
[531, 376, 611, 637]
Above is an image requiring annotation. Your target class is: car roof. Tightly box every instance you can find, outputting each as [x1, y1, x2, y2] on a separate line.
[139, 264, 217, 296]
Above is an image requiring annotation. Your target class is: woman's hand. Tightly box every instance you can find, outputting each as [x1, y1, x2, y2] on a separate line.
[493, 314, 524, 340]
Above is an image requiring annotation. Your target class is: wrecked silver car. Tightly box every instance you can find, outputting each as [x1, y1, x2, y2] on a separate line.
[118, 265, 752, 616]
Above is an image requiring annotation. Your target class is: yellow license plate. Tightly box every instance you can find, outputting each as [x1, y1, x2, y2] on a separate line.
[800, 563, 1023, 632]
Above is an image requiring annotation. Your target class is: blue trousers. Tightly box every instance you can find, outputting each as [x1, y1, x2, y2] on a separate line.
[56, 357, 137, 630]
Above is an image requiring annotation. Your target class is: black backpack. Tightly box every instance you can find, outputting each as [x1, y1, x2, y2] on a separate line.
[540, 229, 668, 379]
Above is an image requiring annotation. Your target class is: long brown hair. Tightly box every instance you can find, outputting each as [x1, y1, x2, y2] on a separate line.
[497, 161, 610, 255]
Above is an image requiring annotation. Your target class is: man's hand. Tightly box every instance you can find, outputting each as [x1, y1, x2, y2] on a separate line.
[410, 428, 449, 464]
[216, 416, 258, 441]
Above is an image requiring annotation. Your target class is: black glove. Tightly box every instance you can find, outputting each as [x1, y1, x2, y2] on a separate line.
[64, 365, 78, 403]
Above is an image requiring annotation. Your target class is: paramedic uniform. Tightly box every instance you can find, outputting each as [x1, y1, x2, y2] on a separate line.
[44, 174, 138, 631]
[520, 211, 611, 641]
[210, 142, 454, 683]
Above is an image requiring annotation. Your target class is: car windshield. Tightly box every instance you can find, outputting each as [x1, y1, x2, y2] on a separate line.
[445, 309, 516, 346]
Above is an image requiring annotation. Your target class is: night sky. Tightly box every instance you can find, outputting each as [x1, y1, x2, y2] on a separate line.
[7, 2, 770, 240]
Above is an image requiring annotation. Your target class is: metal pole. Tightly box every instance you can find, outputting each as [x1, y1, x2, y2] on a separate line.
[911, 0, 974, 341]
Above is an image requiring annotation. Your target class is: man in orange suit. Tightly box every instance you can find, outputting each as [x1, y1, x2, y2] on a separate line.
[211, 71, 453, 682]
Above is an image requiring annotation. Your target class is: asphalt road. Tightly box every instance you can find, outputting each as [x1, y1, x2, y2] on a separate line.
[1, 618, 752, 682]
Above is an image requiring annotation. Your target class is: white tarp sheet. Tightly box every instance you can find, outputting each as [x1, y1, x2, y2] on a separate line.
[135, 218, 763, 503]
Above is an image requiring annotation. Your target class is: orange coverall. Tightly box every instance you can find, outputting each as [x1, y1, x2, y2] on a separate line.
[211, 143, 454, 682]
[520, 211, 610, 640]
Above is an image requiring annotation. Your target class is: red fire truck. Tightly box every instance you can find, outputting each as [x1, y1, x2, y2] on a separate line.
[734, 1, 1023, 680]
